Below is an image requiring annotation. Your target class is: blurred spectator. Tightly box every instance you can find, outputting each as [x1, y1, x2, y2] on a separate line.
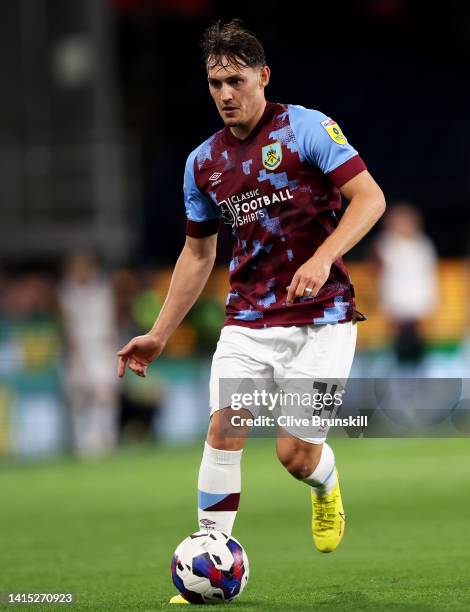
[59, 254, 119, 457]
[0, 274, 61, 374]
[374, 203, 438, 366]
[0, 273, 63, 457]
[189, 296, 225, 354]
[113, 267, 141, 341]
[131, 269, 164, 333]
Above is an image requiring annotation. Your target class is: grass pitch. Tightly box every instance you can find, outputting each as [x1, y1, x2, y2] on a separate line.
[1, 438, 470, 611]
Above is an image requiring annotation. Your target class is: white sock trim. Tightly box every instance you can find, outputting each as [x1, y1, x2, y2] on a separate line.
[302, 443, 337, 494]
[203, 441, 243, 465]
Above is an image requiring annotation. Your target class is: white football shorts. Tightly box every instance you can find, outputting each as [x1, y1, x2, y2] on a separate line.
[209, 321, 357, 444]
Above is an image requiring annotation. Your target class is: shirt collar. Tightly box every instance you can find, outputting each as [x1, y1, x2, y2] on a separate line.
[222, 101, 277, 147]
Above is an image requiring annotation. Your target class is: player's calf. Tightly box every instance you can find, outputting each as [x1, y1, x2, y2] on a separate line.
[277, 436, 345, 553]
[276, 435, 323, 480]
[198, 408, 251, 535]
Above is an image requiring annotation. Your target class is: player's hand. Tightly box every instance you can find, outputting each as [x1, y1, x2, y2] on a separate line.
[117, 334, 165, 378]
[286, 251, 333, 304]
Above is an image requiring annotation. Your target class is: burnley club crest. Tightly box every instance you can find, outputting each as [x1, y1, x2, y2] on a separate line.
[261, 141, 282, 170]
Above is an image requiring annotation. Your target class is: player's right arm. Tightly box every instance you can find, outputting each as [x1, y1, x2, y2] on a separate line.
[117, 144, 221, 378]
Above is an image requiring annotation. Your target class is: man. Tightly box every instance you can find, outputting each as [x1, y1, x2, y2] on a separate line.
[61, 253, 119, 457]
[375, 203, 437, 370]
[117, 19, 385, 604]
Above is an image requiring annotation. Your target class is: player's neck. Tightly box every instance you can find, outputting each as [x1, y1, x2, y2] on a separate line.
[229, 100, 267, 141]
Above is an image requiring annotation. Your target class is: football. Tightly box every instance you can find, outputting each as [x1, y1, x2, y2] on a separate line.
[171, 530, 249, 604]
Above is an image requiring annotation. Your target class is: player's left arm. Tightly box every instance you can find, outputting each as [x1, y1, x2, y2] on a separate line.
[286, 106, 386, 303]
[287, 170, 385, 303]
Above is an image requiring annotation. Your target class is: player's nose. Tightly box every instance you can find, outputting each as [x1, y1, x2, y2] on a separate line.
[220, 84, 233, 103]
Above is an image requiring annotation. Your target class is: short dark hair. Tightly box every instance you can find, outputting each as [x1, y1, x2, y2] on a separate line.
[201, 19, 266, 71]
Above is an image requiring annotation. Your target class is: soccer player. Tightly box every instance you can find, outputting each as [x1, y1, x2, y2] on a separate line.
[117, 19, 385, 604]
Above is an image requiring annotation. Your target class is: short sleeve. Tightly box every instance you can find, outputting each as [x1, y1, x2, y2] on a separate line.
[288, 105, 367, 188]
[184, 148, 221, 238]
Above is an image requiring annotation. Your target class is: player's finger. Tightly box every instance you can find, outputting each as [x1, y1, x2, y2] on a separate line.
[117, 340, 135, 357]
[309, 280, 322, 297]
[129, 356, 146, 377]
[286, 276, 300, 303]
[117, 355, 128, 378]
[130, 366, 144, 378]
[295, 278, 309, 298]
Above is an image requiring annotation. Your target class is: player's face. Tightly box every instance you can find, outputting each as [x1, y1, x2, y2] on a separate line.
[207, 57, 270, 131]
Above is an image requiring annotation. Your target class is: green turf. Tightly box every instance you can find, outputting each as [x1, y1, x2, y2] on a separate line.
[1, 438, 470, 611]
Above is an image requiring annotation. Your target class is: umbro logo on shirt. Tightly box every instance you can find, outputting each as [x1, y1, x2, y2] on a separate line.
[209, 172, 222, 185]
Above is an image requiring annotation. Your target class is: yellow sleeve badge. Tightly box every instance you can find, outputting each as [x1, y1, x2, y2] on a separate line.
[321, 118, 347, 145]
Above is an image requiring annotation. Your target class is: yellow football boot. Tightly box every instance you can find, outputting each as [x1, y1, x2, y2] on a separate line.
[311, 469, 346, 553]
[169, 594, 189, 604]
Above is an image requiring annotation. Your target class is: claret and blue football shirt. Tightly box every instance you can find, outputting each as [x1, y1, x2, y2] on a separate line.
[183, 102, 367, 328]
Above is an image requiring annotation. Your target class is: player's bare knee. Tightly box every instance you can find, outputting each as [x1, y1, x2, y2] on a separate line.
[206, 431, 244, 451]
[206, 424, 242, 451]
[207, 408, 248, 451]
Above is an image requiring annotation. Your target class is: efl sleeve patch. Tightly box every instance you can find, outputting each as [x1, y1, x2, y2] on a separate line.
[287, 105, 360, 175]
[320, 119, 347, 145]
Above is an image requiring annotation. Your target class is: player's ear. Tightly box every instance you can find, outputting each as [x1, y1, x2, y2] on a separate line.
[259, 65, 270, 88]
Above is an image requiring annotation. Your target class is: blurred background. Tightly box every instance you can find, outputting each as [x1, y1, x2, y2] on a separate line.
[1, 0, 469, 459]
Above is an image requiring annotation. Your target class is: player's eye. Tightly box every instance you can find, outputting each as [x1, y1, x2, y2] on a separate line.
[209, 80, 221, 89]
